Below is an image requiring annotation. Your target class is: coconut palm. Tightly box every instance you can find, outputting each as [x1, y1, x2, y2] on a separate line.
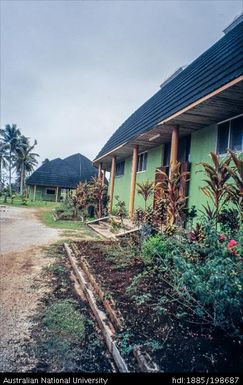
[14, 136, 39, 195]
[0, 124, 21, 196]
[0, 141, 9, 191]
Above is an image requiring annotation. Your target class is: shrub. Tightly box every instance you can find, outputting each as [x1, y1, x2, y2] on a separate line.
[141, 235, 169, 265]
[218, 208, 240, 238]
[141, 233, 242, 334]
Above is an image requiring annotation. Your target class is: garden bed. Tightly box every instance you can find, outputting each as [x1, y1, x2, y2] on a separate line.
[30, 243, 113, 372]
[71, 239, 243, 373]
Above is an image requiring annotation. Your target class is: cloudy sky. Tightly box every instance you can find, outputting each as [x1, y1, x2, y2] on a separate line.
[1, 0, 242, 164]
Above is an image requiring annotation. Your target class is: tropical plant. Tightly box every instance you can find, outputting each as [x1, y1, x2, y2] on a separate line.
[134, 207, 145, 228]
[14, 136, 39, 195]
[141, 234, 242, 333]
[89, 177, 108, 218]
[114, 196, 127, 228]
[156, 161, 190, 226]
[198, 152, 232, 223]
[0, 141, 8, 191]
[0, 124, 21, 196]
[154, 197, 167, 232]
[226, 150, 243, 213]
[218, 208, 240, 239]
[75, 181, 90, 214]
[137, 180, 154, 209]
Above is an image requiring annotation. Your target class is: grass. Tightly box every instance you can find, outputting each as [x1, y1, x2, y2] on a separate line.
[1, 195, 99, 238]
[0, 196, 58, 209]
[41, 210, 85, 230]
[40, 211, 100, 239]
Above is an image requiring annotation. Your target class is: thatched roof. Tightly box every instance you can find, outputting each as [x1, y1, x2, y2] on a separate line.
[26, 153, 98, 189]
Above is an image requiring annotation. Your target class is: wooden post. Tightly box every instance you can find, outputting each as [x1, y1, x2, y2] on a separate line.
[55, 186, 59, 203]
[98, 162, 102, 182]
[102, 169, 106, 185]
[109, 156, 116, 213]
[33, 185, 36, 201]
[170, 125, 179, 175]
[129, 145, 138, 220]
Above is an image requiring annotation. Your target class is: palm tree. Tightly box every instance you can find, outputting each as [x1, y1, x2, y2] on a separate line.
[0, 142, 9, 191]
[14, 136, 39, 195]
[0, 124, 21, 196]
[137, 180, 154, 209]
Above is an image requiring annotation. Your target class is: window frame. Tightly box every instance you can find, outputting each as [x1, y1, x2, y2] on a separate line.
[137, 151, 148, 173]
[216, 113, 243, 156]
[46, 188, 56, 195]
[115, 160, 125, 177]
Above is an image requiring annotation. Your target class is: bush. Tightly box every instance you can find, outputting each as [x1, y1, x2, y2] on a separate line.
[141, 233, 242, 334]
[141, 235, 169, 265]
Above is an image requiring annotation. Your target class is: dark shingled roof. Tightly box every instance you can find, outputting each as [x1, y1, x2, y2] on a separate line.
[95, 19, 243, 160]
[26, 153, 98, 188]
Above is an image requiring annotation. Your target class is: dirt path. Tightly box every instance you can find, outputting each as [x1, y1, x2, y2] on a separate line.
[0, 206, 89, 372]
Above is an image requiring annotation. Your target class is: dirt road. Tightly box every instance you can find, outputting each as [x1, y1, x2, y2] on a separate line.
[0, 206, 78, 372]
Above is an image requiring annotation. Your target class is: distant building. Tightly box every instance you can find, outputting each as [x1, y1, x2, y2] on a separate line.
[26, 153, 98, 201]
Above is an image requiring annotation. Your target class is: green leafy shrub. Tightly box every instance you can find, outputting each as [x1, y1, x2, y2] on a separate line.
[141, 234, 242, 334]
[218, 208, 240, 238]
[141, 235, 169, 265]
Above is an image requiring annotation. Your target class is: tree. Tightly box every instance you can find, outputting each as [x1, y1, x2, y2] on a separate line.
[0, 141, 8, 191]
[137, 180, 154, 209]
[0, 124, 21, 196]
[14, 136, 39, 195]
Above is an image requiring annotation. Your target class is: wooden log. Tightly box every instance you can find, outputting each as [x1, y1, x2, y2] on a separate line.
[79, 256, 124, 330]
[170, 125, 179, 171]
[115, 227, 139, 238]
[64, 243, 129, 373]
[86, 216, 110, 224]
[98, 162, 102, 182]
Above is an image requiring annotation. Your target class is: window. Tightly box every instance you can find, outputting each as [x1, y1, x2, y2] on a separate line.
[46, 188, 55, 195]
[137, 152, 147, 172]
[231, 116, 243, 152]
[163, 143, 171, 167]
[178, 135, 191, 163]
[115, 161, 125, 176]
[217, 116, 243, 154]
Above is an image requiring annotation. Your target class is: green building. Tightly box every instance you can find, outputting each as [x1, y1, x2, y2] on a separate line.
[93, 16, 243, 219]
[27, 153, 97, 202]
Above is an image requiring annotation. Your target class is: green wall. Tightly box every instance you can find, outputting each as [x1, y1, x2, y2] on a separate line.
[188, 124, 216, 212]
[111, 123, 220, 214]
[29, 185, 62, 201]
[112, 145, 163, 211]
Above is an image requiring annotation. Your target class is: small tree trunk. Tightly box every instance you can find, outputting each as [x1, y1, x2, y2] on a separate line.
[20, 165, 24, 195]
[9, 154, 12, 197]
[23, 168, 26, 195]
[98, 198, 102, 218]
[0, 158, 2, 192]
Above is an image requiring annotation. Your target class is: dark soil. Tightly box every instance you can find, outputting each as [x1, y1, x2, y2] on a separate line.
[29, 244, 113, 373]
[73, 240, 243, 373]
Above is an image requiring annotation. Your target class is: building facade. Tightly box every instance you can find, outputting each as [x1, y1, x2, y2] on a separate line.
[93, 16, 243, 219]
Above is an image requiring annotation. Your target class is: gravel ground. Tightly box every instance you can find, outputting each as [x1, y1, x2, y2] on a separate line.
[0, 206, 67, 372]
